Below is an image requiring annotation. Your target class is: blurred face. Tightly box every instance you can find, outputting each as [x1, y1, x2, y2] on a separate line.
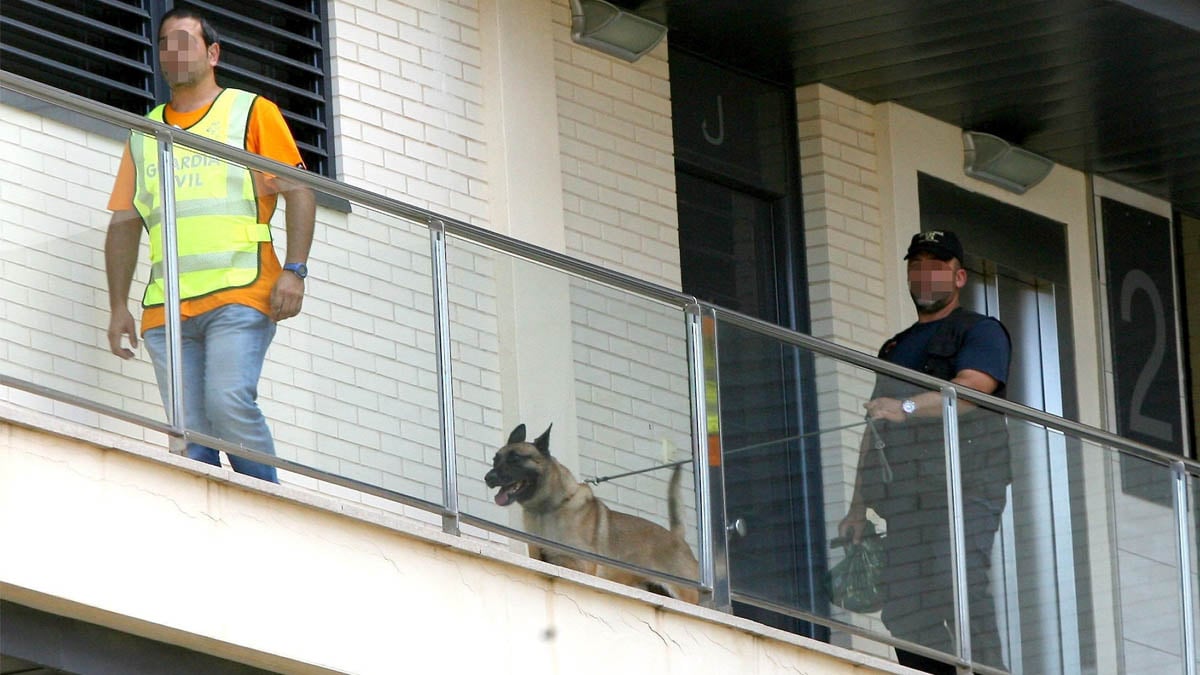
[907, 252, 965, 314]
[158, 18, 216, 89]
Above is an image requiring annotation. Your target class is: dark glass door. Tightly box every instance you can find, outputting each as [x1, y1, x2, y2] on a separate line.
[672, 50, 824, 637]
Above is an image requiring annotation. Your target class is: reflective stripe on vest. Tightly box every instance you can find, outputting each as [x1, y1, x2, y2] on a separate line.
[130, 88, 268, 307]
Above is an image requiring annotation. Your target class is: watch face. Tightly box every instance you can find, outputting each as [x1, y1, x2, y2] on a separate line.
[902, 399, 917, 414]
[286, 263, 308, 279]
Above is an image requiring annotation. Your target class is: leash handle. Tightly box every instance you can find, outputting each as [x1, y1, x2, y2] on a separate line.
[866, 416, 886, 450]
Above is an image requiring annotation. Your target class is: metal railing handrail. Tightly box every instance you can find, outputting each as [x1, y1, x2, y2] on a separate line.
[6, 68, 1197, 675]
[5, 69, 1187, 476]
[0, 374, 174, 436]
[711, 305, 1199, 473]
[728, 591, 1011, 675]
[0, 71, 694, 310]
[0, 67, 713, 605]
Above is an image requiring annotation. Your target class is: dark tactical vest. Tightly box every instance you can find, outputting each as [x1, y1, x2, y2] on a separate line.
[862, 308, 1013, 513]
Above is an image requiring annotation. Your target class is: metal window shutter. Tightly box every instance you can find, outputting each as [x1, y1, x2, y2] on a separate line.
[181, 0, 332, 177]
[1, 0, 156, 114]
[1, 0, 334, 178]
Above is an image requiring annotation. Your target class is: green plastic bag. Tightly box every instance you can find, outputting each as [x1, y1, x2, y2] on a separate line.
[825, 522, 885, 613]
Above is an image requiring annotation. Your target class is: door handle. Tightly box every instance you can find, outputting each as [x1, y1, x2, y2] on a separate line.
[726, 517, 747, 538]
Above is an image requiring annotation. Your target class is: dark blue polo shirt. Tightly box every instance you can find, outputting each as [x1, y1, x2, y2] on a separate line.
[885, 315, 1009, 387]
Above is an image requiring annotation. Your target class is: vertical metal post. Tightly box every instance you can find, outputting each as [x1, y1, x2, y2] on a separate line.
[429, 220, 460, 535]
[1173, 461, 1197, 675]
[156, 129, 186, 455]
[689, 304, 730, 611]
[942, 385, 972, 673]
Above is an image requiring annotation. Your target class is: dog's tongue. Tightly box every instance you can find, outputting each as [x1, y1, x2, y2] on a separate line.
[494, 489, 512, 507]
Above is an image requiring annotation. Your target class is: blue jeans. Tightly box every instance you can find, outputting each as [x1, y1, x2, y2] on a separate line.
[144, 304, 279, 483]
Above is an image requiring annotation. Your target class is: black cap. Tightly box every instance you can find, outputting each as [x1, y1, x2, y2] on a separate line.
[904, 230, 964, 263]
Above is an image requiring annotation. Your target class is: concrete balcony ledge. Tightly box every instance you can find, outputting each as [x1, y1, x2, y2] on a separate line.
[0, 407, 909, 674]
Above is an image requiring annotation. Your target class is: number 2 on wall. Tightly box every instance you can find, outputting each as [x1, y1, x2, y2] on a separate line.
[1119, 269, 1174, 443]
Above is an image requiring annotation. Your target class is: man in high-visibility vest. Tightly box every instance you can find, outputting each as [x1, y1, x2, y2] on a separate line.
[106, 8, 315, 483]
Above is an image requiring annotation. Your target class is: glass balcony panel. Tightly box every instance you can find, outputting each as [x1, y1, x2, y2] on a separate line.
[1192, 468, 1200, 675]
[167, 138, 443, 504]
[1012, 428, 1183, 675]
[10, 79, 1200, 675]
[963, 408, 1044, 673]
[1104, 450, 1183, 675]
[446, 234, 701, 596]
[0, 91, 169, 443]
[714, 318, 964, 664]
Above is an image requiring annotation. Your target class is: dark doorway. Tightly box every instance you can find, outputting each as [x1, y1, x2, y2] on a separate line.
[670, 49, 826, 637]
[918, 173, 1092, 673]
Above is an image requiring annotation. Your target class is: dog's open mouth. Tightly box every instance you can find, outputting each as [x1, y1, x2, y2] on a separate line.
[494, 481, 527, 506]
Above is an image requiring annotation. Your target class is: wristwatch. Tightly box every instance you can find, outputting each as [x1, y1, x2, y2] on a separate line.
[901, 398, 918, 416]
[283, 262, 308, 280]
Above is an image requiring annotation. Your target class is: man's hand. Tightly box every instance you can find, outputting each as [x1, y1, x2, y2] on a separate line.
[864, 396, 907, 422]
[270, 270, 304, 321]
[838, 505, 870, 545]
[107, 307, 139, 359]
[105, 209, 143, 358]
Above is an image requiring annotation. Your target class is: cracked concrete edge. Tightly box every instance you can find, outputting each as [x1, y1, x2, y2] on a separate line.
[0, 403, 916, 674]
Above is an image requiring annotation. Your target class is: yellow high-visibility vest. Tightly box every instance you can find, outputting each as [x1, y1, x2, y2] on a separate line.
[130, 88, 272, 308]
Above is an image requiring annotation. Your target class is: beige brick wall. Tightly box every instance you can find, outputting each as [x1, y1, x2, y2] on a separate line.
[795, 83, 891, 645]
[566, 281, 696, 548]
[796, 83, 887, 353]
[794, 82, 889, 474]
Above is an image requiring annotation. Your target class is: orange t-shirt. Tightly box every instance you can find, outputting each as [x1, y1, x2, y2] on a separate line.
[108, 92, 305, 333]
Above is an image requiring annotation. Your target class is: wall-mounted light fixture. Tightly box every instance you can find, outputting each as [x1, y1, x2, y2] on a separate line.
[962, 131, 1054, 194]
[569, 0, 667, 62]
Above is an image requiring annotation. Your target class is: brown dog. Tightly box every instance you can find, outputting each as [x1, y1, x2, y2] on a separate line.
[485, 423, 700, 603]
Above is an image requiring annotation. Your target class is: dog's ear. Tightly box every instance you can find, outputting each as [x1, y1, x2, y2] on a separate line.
[534, 424, 552, 456]
[507, 424, 527, 445]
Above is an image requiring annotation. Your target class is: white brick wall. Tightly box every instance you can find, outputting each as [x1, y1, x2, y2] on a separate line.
[319, 0, 505, 526]
[440, 238, 698, 552]
[0, 106, 165, 442]
[551, 0, 680, 289]
[543, 0, 695, 544]
[263, 206, 445, 502]
[0, 101, 457, 509]
[2, 0, 701, 581]
[795, 81, 889, 472]
[569, 281, 697, 549]
[443, 234, 505, 522]
[325, 1, 696, 545]
[329, 0, 489, 225]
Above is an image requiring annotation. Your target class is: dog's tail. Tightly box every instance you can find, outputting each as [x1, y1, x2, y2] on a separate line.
[668, 463, 685, 537]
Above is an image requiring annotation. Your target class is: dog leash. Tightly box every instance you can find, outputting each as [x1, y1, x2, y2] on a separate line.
[864, 415, 893, 483]
[584, 418, 873, 485]
[584, 458, 693, 485]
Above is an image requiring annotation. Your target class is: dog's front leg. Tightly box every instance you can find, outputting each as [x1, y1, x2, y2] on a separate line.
[529, 545, 596, 576]
[547, 554, 596, 575]
[527, 543, 543, 562]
